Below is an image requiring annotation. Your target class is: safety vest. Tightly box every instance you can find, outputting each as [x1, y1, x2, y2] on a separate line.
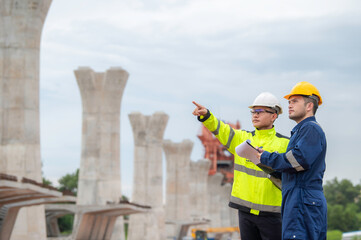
[200, 111, 289, 215]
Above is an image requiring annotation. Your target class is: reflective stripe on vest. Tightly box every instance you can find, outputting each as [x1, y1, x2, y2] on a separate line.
[226, 128, 235, 149]
[232, 162, 282, 213]
[235, 164, 283, 190]
[230, 195, 281, 213]
[234, 163, 269, 178]
[211, 119, 221, 135]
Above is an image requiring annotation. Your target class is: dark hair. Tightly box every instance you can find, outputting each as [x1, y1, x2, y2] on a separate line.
[303, 95, 319, 114]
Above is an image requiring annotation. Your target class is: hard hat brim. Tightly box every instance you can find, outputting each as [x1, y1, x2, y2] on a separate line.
[283, 94, 292, 100]
[284, 94, 323, 105]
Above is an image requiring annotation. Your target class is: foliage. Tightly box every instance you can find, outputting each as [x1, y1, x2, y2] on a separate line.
[56, 169, 78, 234]
[327, 230, 342, 240]
[58, 169, 79, 195]
[122, 195, 129, 201]
[124, 222, 128, 239]
[42, 177, 53, 186]
[324, 178, 361, 205]
[58, 214, 74, 234]
[325, 178, 361, 232]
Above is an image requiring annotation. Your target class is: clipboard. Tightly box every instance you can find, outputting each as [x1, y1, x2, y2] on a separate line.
[246, 139, 260, 152]
[235, 140, 261, 165]
[235, 140, 282, 190]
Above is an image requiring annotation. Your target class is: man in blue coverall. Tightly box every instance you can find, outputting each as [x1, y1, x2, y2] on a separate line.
[256, 81, 327, 240]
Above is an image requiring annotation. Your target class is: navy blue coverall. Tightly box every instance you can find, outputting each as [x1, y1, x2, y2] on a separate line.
[260, 116, 327, 240]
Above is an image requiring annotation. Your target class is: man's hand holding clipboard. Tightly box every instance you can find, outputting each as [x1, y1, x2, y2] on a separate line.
[235, 140, 282, 190]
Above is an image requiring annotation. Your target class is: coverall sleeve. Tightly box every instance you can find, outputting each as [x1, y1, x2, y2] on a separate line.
[260, 124, 324, 173]
[199, 111, 248, 155]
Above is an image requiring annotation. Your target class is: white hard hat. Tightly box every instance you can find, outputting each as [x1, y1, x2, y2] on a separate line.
[248, 92, 283, 114]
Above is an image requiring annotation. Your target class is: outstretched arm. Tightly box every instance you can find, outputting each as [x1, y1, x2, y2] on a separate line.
[192, 101, 247, 155]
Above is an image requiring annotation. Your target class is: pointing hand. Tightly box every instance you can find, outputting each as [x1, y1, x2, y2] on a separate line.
[192, 101, 208, 116]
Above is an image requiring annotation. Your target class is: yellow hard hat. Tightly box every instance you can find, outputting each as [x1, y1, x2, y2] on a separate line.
[284, 81, 323, 105]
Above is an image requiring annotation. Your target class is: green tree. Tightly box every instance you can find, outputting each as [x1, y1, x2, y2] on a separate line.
[58, 169, 79, 195]
[325, 178, 361, 232]
[328, 204, 346, 231]
[42, 177, 53, 186]
[56, 169, 79, 235]
[328, 204, 360, 232]
[324, 178, 361, 206]
[58, 214, 74, 235]
[344, 204, 361, 231]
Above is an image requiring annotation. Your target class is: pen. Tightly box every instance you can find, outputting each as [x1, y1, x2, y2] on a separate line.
[246, 140, 261, 153]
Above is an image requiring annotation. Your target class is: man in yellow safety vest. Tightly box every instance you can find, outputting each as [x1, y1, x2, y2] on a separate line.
[192, 92, 289, 240]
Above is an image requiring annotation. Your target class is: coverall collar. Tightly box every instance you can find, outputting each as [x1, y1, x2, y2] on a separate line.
[291, 116, 316, 135]
[255, 126, 276, 137]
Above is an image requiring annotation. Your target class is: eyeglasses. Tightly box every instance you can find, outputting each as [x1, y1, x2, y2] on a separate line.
[250, 109, 276, 115]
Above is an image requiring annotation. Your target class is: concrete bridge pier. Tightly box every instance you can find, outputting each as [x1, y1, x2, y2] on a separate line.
[74, 66, 128, 240]
[163, 139, 193, 238]
[189, 159, 211, 219]
[220, 183, 232, 227]
[163, 139, 193, 220]
[207, 172, 224, 227]
[127, 112, 168, 240]
[0, 1, 52, 239]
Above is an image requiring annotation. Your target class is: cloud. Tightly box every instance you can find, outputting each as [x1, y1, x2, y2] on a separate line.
[40, 0, 361, 199]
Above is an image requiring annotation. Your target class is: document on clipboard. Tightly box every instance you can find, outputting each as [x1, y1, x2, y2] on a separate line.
[235, 139, 261, 165]
[235, 140, 282, 190]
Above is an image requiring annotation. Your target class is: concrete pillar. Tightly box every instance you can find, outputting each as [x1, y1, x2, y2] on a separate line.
[163, 139, 193, 221]
[127, 112, 168, 240]
[189, 159, 211, 219]
[0, 1, 52, 239]
[163, 139, 193, 238]
[74, 66, 128, 240]
[229, 185, 239, 228]
[207, 172, 224, 227]
[220, 183, 232, 227]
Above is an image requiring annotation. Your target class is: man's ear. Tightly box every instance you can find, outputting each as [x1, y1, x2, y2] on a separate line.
[271, 113, 278, 122]
[306, 102, 313, 113]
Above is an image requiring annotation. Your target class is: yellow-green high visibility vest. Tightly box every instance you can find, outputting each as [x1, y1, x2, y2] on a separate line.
[200, 111, 289, 215]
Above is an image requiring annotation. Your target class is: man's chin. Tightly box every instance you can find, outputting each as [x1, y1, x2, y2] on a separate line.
[289, 114, 300, 122]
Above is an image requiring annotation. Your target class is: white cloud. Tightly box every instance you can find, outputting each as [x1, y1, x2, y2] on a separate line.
[45, 0, 361, 38]
[39, 0, 361, 198]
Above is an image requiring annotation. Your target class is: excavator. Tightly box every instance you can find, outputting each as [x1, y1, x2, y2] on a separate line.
[191, 227, 240, 240]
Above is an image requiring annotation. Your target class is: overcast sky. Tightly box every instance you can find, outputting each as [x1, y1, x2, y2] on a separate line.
[40, 0, 361, 199]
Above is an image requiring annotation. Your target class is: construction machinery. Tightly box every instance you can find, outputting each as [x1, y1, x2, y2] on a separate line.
[191, 227, 240, 240]
[197, 122, 241, 184]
